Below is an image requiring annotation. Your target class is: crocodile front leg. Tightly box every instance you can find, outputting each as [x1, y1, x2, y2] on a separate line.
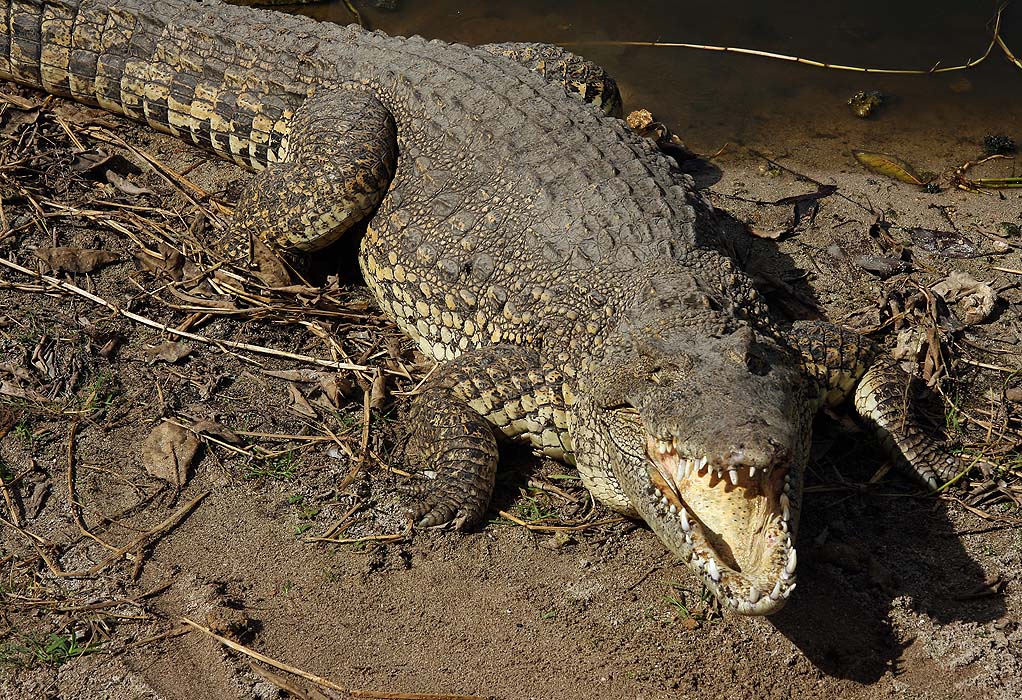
[787, 320, 960, 488]
[406, 346, 572, 529]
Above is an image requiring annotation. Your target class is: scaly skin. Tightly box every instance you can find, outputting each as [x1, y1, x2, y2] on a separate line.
[0, 0, 968, 615]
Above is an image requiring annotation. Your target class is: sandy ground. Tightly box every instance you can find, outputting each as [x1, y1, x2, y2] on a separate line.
[1, 11, 1022, 700]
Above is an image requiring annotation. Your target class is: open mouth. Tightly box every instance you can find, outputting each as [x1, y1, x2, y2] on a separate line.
[645, 435, 797, 615]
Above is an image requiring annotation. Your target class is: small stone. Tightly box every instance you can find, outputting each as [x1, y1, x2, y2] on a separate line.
[847, 90, 884, 118]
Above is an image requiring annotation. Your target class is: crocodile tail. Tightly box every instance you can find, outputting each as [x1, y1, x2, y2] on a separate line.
[0, 0, 351, 171]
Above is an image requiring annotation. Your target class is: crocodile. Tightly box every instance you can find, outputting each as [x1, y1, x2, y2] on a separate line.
[0, 0, 965, 615]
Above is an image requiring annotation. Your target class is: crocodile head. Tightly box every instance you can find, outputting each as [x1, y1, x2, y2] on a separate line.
[578, 284, 809, 615]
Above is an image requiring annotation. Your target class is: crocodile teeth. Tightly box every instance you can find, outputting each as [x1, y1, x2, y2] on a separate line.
[728, 469, 739, 486]
[785, 547, 798, 575]
[748, 585, 761, 604]
[706, 558, 721, 582]
[784, 583, 797, 598]
[668, 503, 678, 515]
[770, 579, 783, 600]
[680, 508, 691, 533]
[780, 493, 791, 522]
[749, 466, 757, 479]
[676, 458, 694, 481]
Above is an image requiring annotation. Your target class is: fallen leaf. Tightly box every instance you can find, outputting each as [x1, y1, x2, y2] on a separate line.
[0, 91, 38, 109]
[105, 169, 153, 195]
[142, 421, 200, 487]
[910, 228, 980, 258]
[0, 380, 48, 403]
[287, 383, 319, 419]
[678, 617, 701, 630]
[853, 255, 911, 278]
[34, 247, 119, 274]
[71, 149, 139, 178]
[145, 341, 192, 363]
[135, 242, 184, 280]
[99, 338, 122, 359]
[319, 374, 355, 406]
[0, 362, 33, 383]
[792, 199, 820, 229]
[892, 328, 926, 361]
[25, 483, 50, 519]
[931, 271, 997, 326]
[369, 370, 387, 410]
[853, 150, 928, 186]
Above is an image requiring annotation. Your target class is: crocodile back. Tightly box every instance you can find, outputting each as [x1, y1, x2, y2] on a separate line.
[1, 0, 746, 368]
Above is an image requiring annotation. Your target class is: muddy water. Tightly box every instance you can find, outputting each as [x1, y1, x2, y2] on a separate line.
[289, 1, 1022, 174]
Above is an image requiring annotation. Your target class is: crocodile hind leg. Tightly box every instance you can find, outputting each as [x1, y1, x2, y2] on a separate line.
[221, 86, 396, 280]
[406, 346, 571, 529]
[787, 320, 960, 488]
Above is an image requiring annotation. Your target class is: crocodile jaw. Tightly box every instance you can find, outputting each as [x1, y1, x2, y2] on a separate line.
[641, 435, 799, 615]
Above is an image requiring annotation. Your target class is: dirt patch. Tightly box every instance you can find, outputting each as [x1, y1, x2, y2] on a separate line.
[1, 73, 1020, 700]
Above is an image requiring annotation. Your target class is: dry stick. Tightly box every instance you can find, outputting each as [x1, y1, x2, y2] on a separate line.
[0, 454, 22, 529]
[55, 581, 172, 613]
[11, 581, 173, 613]
[0, 514, 93, 578]
[85, 491, 209, 576]
[960, 358, 1017, 373]
[125, 625, 193, 650]
[250, 663, 332, 700]
[81, 126, 228, 213]
[945, 495, 1022, 526]
[50, 112, 85, 151]
[498, 510, 626, 532]
[182, 617, 488, 700]
[180, 617, 349, 693]
[997, 19, 1022, 68]
[0, 256, 375, 373]
[313, 500, 364, 542]
[65, 422, 119, 552]
[564, 4, 1005, 75]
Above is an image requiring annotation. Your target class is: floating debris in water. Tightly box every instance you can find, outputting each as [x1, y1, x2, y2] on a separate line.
[626, 109, 693, 161]
[847, 90, 884, 118]
[983, 135, 1016, 155]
